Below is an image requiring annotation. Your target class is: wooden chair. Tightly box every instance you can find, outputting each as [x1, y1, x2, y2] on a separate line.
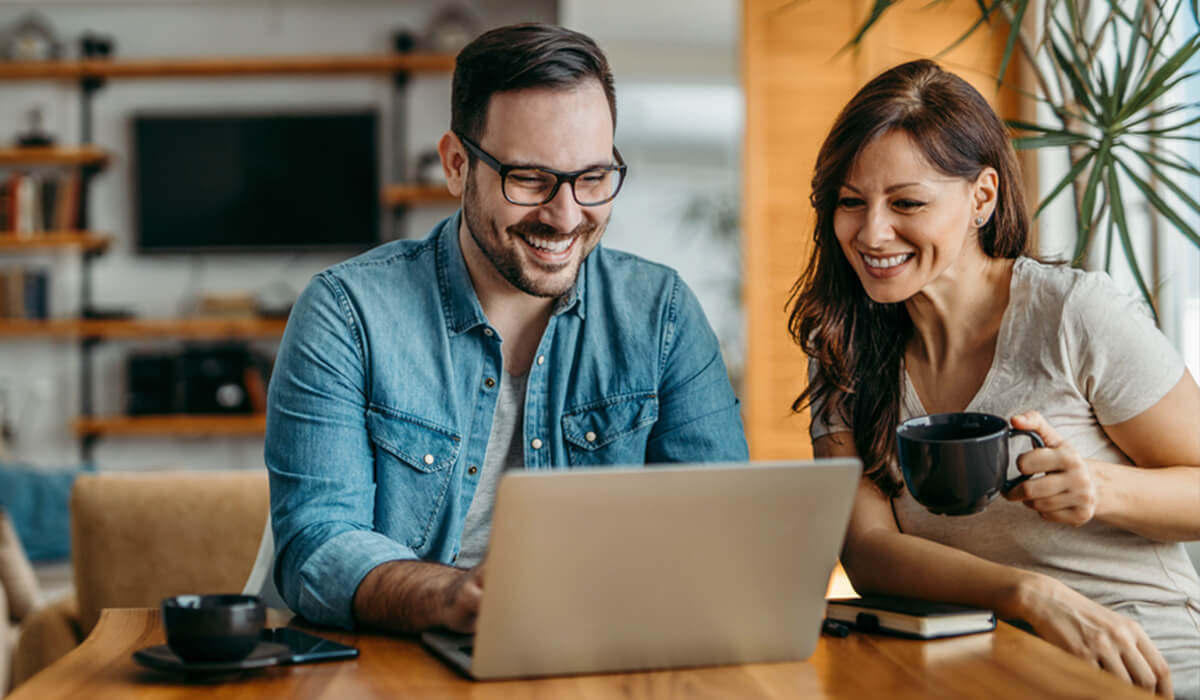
[10, 470, 267, 690]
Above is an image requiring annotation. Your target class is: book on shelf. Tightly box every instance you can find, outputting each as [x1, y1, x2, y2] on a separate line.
[1, 171, 82, 234]
[825, 596, 996, 639]
[14, 174, 36, 235]
[0, 267, 49, 319]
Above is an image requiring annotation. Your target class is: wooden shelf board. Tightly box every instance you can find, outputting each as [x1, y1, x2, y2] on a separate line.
[0, 146, 109, 167]
[0, 317, 287, 339]
[381, 183, 458, 206]
[0, 54, 456, 80]
[73, 414, 267, 437]
[0, 232, 111, 252]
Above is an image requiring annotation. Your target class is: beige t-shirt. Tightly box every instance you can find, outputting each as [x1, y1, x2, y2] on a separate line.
[811, 257, 1200, 687]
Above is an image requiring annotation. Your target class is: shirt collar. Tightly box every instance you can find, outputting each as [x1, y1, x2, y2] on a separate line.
[437, 213, 489, 335]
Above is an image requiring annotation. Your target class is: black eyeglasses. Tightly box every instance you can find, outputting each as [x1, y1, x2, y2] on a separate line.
[457, 133, 627, 207]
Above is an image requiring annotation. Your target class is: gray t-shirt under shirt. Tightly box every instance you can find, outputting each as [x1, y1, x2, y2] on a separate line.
[456, 370, 527, 569]
[811, 258, 1200, 694]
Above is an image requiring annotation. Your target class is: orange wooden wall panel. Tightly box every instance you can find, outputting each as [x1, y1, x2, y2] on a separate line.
[742, 0, 1023, 460]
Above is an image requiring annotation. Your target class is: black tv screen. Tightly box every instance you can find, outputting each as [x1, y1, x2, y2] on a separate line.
[133, 111, 380, 252]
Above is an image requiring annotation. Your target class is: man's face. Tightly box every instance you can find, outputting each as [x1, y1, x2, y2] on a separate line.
[460, 80, 615, 299]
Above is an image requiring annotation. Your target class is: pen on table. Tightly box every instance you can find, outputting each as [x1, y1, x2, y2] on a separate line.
[822, 618, 851, 637]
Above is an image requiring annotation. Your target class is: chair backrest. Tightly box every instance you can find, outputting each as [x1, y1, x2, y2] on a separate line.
[70, 470, 268, 636]
[242, 514, 289, 611]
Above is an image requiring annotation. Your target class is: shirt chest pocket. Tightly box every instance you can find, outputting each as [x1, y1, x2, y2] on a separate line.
[562, 392, 658, 466]
[366, 407, 461, 552]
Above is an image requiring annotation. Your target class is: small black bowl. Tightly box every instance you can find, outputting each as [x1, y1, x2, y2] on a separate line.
[161, 594, 266, 663]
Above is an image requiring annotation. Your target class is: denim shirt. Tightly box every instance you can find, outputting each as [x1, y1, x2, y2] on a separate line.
[265, 213, 748, 629]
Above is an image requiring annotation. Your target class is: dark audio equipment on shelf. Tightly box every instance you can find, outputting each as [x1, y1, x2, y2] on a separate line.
[126, 344, 269, 415]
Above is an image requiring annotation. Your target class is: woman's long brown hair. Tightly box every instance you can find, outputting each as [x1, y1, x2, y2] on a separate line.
[788, 59, 1031, 495]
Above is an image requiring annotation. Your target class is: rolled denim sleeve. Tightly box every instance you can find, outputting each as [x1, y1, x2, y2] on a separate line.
[265, 274, 413, 630]
[646, 275, 749, 463]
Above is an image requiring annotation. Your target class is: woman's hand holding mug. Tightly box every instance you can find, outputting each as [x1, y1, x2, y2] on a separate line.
[1002, 411, 1100, 526]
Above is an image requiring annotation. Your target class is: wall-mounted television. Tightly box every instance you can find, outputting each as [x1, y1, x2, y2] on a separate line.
[133, 110, 380, 253]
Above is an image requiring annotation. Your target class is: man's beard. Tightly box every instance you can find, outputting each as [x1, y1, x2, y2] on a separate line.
[463, 174, 604, 298]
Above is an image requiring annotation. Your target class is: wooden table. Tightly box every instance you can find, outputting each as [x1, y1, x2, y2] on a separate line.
[10, 608, 1156, 699]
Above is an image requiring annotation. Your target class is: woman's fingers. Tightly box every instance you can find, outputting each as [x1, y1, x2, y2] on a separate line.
[1096, 642, 1134, 685]
[1117, 638, 1160, 692]
[1010, 410, 1064, 448]
[1005, 413, 1098, 524]
[1134, 634, 1174, 697]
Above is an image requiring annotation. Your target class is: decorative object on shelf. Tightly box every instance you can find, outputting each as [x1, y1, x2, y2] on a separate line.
[78, 32, 114, 60]
[2, 12, 62, 62]
[253, 281, 296, 319]
[418, 4, 479, 54]
[15, 106, 54, 148]
[192, 292, 259, 319]
[414, 149, 446, 185]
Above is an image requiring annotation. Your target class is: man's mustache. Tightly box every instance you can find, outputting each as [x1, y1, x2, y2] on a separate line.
[507, 219, 599, 240]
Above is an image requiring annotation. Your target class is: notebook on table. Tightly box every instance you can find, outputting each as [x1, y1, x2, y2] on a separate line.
[825, 596, 996, 639]
[422, 458, 863, 680]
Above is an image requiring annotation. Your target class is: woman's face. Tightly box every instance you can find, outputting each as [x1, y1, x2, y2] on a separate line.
[832, 130, 995, 304]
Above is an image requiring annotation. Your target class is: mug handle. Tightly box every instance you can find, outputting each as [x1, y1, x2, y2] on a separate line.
[1002, 429, 1045, 491]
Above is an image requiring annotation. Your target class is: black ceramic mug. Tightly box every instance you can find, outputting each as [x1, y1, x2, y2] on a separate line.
[896, 412, 1044, 516]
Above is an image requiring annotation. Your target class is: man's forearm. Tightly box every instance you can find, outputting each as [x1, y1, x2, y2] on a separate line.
[352, 560, 466, 634]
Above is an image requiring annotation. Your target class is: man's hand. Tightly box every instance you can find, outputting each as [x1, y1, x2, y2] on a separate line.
[353, 560, 486, 635]
[440, 564, 485, 633]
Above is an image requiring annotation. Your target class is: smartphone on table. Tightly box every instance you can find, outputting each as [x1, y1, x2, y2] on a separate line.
[261, 627, 359, 664]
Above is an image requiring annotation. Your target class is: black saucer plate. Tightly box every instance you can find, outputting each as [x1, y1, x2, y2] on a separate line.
[132, 641, 291, 675]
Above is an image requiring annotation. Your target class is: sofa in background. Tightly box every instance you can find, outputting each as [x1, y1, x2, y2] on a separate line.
[9, 470, 268, 691]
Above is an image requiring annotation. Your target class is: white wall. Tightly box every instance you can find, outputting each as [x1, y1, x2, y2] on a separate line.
[0, 0, 743, 471]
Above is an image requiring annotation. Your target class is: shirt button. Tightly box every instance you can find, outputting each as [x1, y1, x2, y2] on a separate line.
[585, 431, 597, 443]
[483, 328, 494, 337]
[530, 438, 543, 450]
[423, 454, 434, 465]
[468, 465, 478, 475]
[536, 355, 545, 365]
[484, 377, 496, 388]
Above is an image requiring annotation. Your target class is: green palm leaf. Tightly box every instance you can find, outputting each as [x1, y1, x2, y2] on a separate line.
[1113, 0, 1147, 105]
[1033, 149, 1097, 219]
[1106, 167, 1157, 320]
[1119, 37, 1200, 121]
[1127, 150, 1200, 229]
[1117, 158, 1200, 248]
[1075, 140, 1112, 263]
[939, 0, 1003, 58]
[1136, 147, 1200, 178]
[1013, 133, 1093, 148]
[997, 0, 1029, 85]
[841, 0, 903, 54]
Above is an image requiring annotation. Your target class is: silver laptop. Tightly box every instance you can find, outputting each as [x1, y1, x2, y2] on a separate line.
[422, 458, 862, 680]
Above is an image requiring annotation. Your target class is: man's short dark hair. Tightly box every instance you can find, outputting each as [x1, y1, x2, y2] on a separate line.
[451, 23, 617, 144]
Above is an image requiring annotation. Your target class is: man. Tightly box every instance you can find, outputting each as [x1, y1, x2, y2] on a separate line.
[265, 23, 748, 635]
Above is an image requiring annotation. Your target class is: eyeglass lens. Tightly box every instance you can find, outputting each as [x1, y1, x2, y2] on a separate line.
[503, 168, 623, 206]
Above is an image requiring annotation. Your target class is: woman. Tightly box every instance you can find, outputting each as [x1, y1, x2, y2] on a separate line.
[790, 59, 1200, 699]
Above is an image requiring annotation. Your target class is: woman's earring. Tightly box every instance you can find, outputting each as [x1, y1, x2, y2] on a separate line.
[974, 216, 985, 227]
